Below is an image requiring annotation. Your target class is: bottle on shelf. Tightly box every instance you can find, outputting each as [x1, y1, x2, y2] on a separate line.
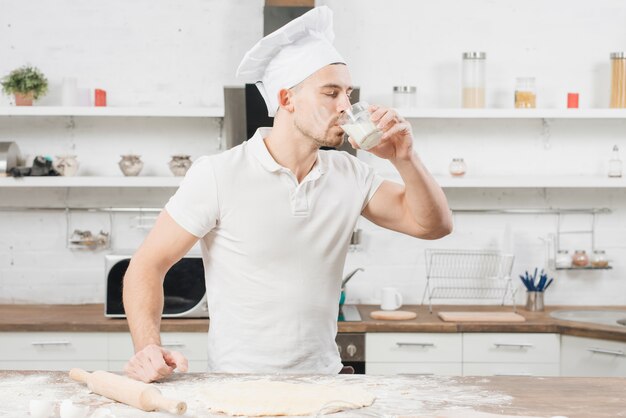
[590, 250, 609, 268]
[610, 52, 626, 108]
[555, 250, 571, 268]
[514, 77, 536, 108]
[571, 250, 589, 267]
[449, 158, 467, 177]
[608, 145, 623, 178]
[462, 52, 486, 108]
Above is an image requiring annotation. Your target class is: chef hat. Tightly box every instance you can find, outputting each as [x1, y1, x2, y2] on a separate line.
[236, 6, 345, 117]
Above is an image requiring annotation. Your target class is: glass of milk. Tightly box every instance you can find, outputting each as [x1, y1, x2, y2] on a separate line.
[339, 101, 383, 150]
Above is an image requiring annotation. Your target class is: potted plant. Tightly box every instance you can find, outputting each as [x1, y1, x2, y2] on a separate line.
[1, 65, 48, 106]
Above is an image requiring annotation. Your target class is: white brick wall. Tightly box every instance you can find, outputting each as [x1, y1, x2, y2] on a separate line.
[1, 0, 625, 305]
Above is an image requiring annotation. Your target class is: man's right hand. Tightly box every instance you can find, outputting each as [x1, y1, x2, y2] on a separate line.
[124, 344, 189, 383]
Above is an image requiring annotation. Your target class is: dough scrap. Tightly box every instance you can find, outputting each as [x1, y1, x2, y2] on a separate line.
[199, 380, 375, 416]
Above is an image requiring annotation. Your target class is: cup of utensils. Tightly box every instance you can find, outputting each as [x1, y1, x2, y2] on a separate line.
[519, 268, 554, 312]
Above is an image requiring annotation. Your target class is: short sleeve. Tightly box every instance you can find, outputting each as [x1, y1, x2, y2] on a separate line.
[345, 153, 384, 212]
[164, 156, 219, 238]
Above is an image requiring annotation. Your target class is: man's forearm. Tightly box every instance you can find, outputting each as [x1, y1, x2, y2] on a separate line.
[123, 260, 165, 352]
[391, 150, 452, 238]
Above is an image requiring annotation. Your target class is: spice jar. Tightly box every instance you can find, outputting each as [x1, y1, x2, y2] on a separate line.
[449, 158, 467, 177]
[462, 52, 486, 108]
[610, 52, 626, 108]
[571, 250, 589, 267]
[515, 77, 536, 108]
[392, 86, 417, 108]
[591, 250, 609, 268]
[608, 145, 622, 178]
[555, 250, 571, 269]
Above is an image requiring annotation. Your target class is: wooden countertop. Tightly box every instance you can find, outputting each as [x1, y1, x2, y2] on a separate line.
[1, 304, 626, 342]
[1, 371, 625, 418]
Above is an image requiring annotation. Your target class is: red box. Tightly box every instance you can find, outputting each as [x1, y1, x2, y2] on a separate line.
[567, 93, 579, 109]
[95, 89, 107, 107]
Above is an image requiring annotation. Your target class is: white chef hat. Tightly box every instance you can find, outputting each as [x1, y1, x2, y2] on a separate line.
[236, 6, 345, 117]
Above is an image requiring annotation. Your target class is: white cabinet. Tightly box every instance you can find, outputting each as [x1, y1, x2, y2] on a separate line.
[0, 332, 208, 372]
[561, 335, 626, 377]
[0, 332, 108, 371]
[463, 333, 560, 376]
[365, 333, 462, 375]
[366, 332, 561, 377]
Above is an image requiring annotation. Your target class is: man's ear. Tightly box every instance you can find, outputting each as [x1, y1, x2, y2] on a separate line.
[277, 88, 295, 113]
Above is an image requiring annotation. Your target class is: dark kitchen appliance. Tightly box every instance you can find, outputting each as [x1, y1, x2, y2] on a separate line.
[105, 255, 208, 318]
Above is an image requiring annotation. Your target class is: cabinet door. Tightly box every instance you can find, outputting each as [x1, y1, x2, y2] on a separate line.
[463, 362, 559, 377]
[366, 362, 462, 376]
[0, 360, 108, 371]
[0, 332, 108, 361]
[366, 333, 462, 363]
[107, 332, 208, 361]
[463, 333, 560, 363]
[561, 335, 626, 377]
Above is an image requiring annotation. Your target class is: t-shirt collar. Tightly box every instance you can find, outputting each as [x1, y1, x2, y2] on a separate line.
[248, 128, 327, 175]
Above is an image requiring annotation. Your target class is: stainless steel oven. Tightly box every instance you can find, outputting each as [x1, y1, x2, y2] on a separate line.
[105, 255, 208, 318]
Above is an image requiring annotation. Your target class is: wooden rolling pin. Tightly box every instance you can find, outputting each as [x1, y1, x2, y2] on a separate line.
[69, 368, 187, 415]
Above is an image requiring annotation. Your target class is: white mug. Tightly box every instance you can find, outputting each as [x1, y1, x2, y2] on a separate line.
[380, 287, 403, 311]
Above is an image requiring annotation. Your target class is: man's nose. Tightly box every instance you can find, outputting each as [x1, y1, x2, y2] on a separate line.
[337, 93, 351, 113]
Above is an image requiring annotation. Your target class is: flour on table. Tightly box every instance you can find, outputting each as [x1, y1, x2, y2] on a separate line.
[198, 380, 375, 416]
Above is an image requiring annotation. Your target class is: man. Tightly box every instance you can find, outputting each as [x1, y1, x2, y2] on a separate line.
[123, 6, 452, 383]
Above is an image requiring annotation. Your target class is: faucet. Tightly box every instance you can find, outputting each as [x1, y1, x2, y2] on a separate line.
[341, 268, 364, 289]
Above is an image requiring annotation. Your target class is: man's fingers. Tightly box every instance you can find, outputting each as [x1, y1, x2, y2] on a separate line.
[146, 348, 174, 377]
[165, 350, 189, 372]
[381, 122, 411, 140]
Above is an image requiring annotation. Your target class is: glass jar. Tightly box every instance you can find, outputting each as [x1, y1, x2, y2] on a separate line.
[591, 250, 609, 268]
[610, 52, 626, 108]
[571, 250, 589, 267]
[462, 52, 486, 108]
[555, 250, 571, 268]
[392, 86, 417, 108]
[515, 77, 536, 108]
[608, 145, 623, 178]
[449, 158, 467, 177]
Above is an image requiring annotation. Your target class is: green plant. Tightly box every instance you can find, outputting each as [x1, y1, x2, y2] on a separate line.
[1, 65, 48, 99]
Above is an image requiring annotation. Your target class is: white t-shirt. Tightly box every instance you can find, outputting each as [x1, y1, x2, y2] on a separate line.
[165, 127, 384, 374]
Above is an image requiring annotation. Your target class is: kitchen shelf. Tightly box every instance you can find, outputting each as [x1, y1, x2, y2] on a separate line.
[395, 108, 626, 119]
[0, 176, 182, 187]
[0, 106, 224, 117]
[555, 266, 613, 270]
[382, 173, 626, 188]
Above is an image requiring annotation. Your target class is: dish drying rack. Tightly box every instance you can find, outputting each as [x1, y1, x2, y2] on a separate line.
[421, 249, 516, 313]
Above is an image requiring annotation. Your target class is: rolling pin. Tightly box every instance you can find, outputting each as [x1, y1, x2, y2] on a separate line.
[69, 368, 187, 415]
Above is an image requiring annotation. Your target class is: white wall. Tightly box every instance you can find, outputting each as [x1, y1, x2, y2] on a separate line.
[1, 0, 625, 306]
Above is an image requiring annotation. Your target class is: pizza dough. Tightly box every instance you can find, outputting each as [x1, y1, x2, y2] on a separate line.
[199, 380, 375, 416]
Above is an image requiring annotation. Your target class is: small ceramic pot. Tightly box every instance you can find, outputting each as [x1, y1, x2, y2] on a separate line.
[14, 92, 34, 106]
[119, 154, 143, 176]
[168, 155, 192, 176]
[53, 155, 79, 176]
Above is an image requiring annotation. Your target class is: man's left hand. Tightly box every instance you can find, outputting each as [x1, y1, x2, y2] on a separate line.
[347, 105, 413, 161]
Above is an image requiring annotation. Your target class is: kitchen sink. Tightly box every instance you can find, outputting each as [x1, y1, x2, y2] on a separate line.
[550, 309, 626, 328]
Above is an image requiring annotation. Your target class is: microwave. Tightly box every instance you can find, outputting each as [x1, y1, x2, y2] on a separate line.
[105, 254, 208, 318]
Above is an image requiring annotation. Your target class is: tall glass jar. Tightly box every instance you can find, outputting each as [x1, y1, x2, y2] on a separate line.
[462, 52, 486, 108]
[610, 52, 626, 108]
[515, 77, 536, 108]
